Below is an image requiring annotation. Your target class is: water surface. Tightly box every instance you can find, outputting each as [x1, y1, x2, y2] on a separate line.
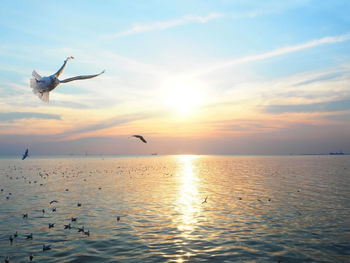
[0, 155, 349, 262]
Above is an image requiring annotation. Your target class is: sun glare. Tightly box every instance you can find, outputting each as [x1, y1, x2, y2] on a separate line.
[163, 77, 205, 116]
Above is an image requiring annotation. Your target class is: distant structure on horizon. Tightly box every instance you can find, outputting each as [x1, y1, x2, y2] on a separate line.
[329, 151, 345, 155]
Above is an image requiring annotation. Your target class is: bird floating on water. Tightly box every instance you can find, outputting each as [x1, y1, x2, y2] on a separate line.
[26, 233, 33, 239]
[22, 149, 29, 160]
[129, 135, 147, 143]
[49, 223, 55, 229]
[202, 196, 208, 204]
[78, 226, 84, 233]
[30, 56, 105, 102]
[71, 217, 77, 222]
[43, 244, 51, 251]
[29, 254, 34, 261]
[23, 213, 28, 218]
[64, 223, 71, 229]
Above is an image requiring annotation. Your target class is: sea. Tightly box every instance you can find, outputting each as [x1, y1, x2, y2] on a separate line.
[0, 155, 349, 262]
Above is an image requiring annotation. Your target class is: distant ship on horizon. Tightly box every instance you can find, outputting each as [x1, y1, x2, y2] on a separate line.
[329, 151, 345, 155]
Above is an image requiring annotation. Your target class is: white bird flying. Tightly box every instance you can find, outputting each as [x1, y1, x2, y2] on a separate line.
[129, 135, 147, 143]
[30, 56, 104, 102]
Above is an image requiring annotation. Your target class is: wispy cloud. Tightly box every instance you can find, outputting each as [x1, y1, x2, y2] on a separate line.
[0, 112, 61, 122]
[101, 13, 222, 40]
[263, 98, 350, 114]
[55, 111, 165, 141]
[195, 33, 350, 75]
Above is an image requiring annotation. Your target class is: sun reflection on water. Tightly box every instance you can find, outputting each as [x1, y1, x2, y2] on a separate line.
[175, 155, 201, 237]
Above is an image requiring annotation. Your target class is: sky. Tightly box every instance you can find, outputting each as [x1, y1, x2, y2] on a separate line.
[1, 0, 350, 155]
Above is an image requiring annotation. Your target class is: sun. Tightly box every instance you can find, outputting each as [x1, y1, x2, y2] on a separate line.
[163, 77, 205, 116]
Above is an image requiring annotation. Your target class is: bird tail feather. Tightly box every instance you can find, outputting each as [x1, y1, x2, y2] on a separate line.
[30, 72, 49, 102]
[32, 70, 42, 80]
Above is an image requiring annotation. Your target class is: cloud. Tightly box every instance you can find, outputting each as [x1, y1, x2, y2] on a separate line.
[0, 112, 61, 122]
[322, 113, 350, 122]
[101, 13, 222, 40]
[194, 33, 350, 75]
[55, 111, 165, 141]
[263, 98, 350, 114]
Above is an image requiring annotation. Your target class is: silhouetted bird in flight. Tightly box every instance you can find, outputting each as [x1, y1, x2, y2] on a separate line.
[202, 196, 208, 204]
[30, 56, 104, 102]
[130, 135, 147, 143]
[22, 149, 29, 160]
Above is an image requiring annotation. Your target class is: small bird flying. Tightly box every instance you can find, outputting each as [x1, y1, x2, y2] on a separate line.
[202, 196, 208, 204]
[30, 56, 104, 102]
[130, 135, 147, 143]
[22, 148, 29, 160]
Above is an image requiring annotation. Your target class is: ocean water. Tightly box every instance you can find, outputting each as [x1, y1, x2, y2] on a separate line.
[0, 155, 349, 262]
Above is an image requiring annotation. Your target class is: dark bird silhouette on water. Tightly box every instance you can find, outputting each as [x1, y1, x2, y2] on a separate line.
[49, 223, 55, 229]
[29, 254, 34, 261]
[71, 217, 77, 222]
[64, 224, 71, 229]
[26, 233, 33, 239]
[43, 244, 51, 251]
[130, 135, 147, 143]
[30, 56, 105, 102]
[202, 196, 208, 204]
[22, 149, 29, 160]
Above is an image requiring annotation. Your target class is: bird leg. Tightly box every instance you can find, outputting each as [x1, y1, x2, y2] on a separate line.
[54, 56, 74, 78]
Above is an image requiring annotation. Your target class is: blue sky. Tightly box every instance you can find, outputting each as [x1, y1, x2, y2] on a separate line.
[1, 0, 350, 155]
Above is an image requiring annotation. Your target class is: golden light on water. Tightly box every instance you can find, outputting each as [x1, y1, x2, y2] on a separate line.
[176, 155, 201, 236]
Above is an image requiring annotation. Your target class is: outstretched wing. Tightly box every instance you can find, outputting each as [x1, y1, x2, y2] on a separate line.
[60, 70, 105, 83]
[132, 135, 147, 143]
[139, 136, 147, 143]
